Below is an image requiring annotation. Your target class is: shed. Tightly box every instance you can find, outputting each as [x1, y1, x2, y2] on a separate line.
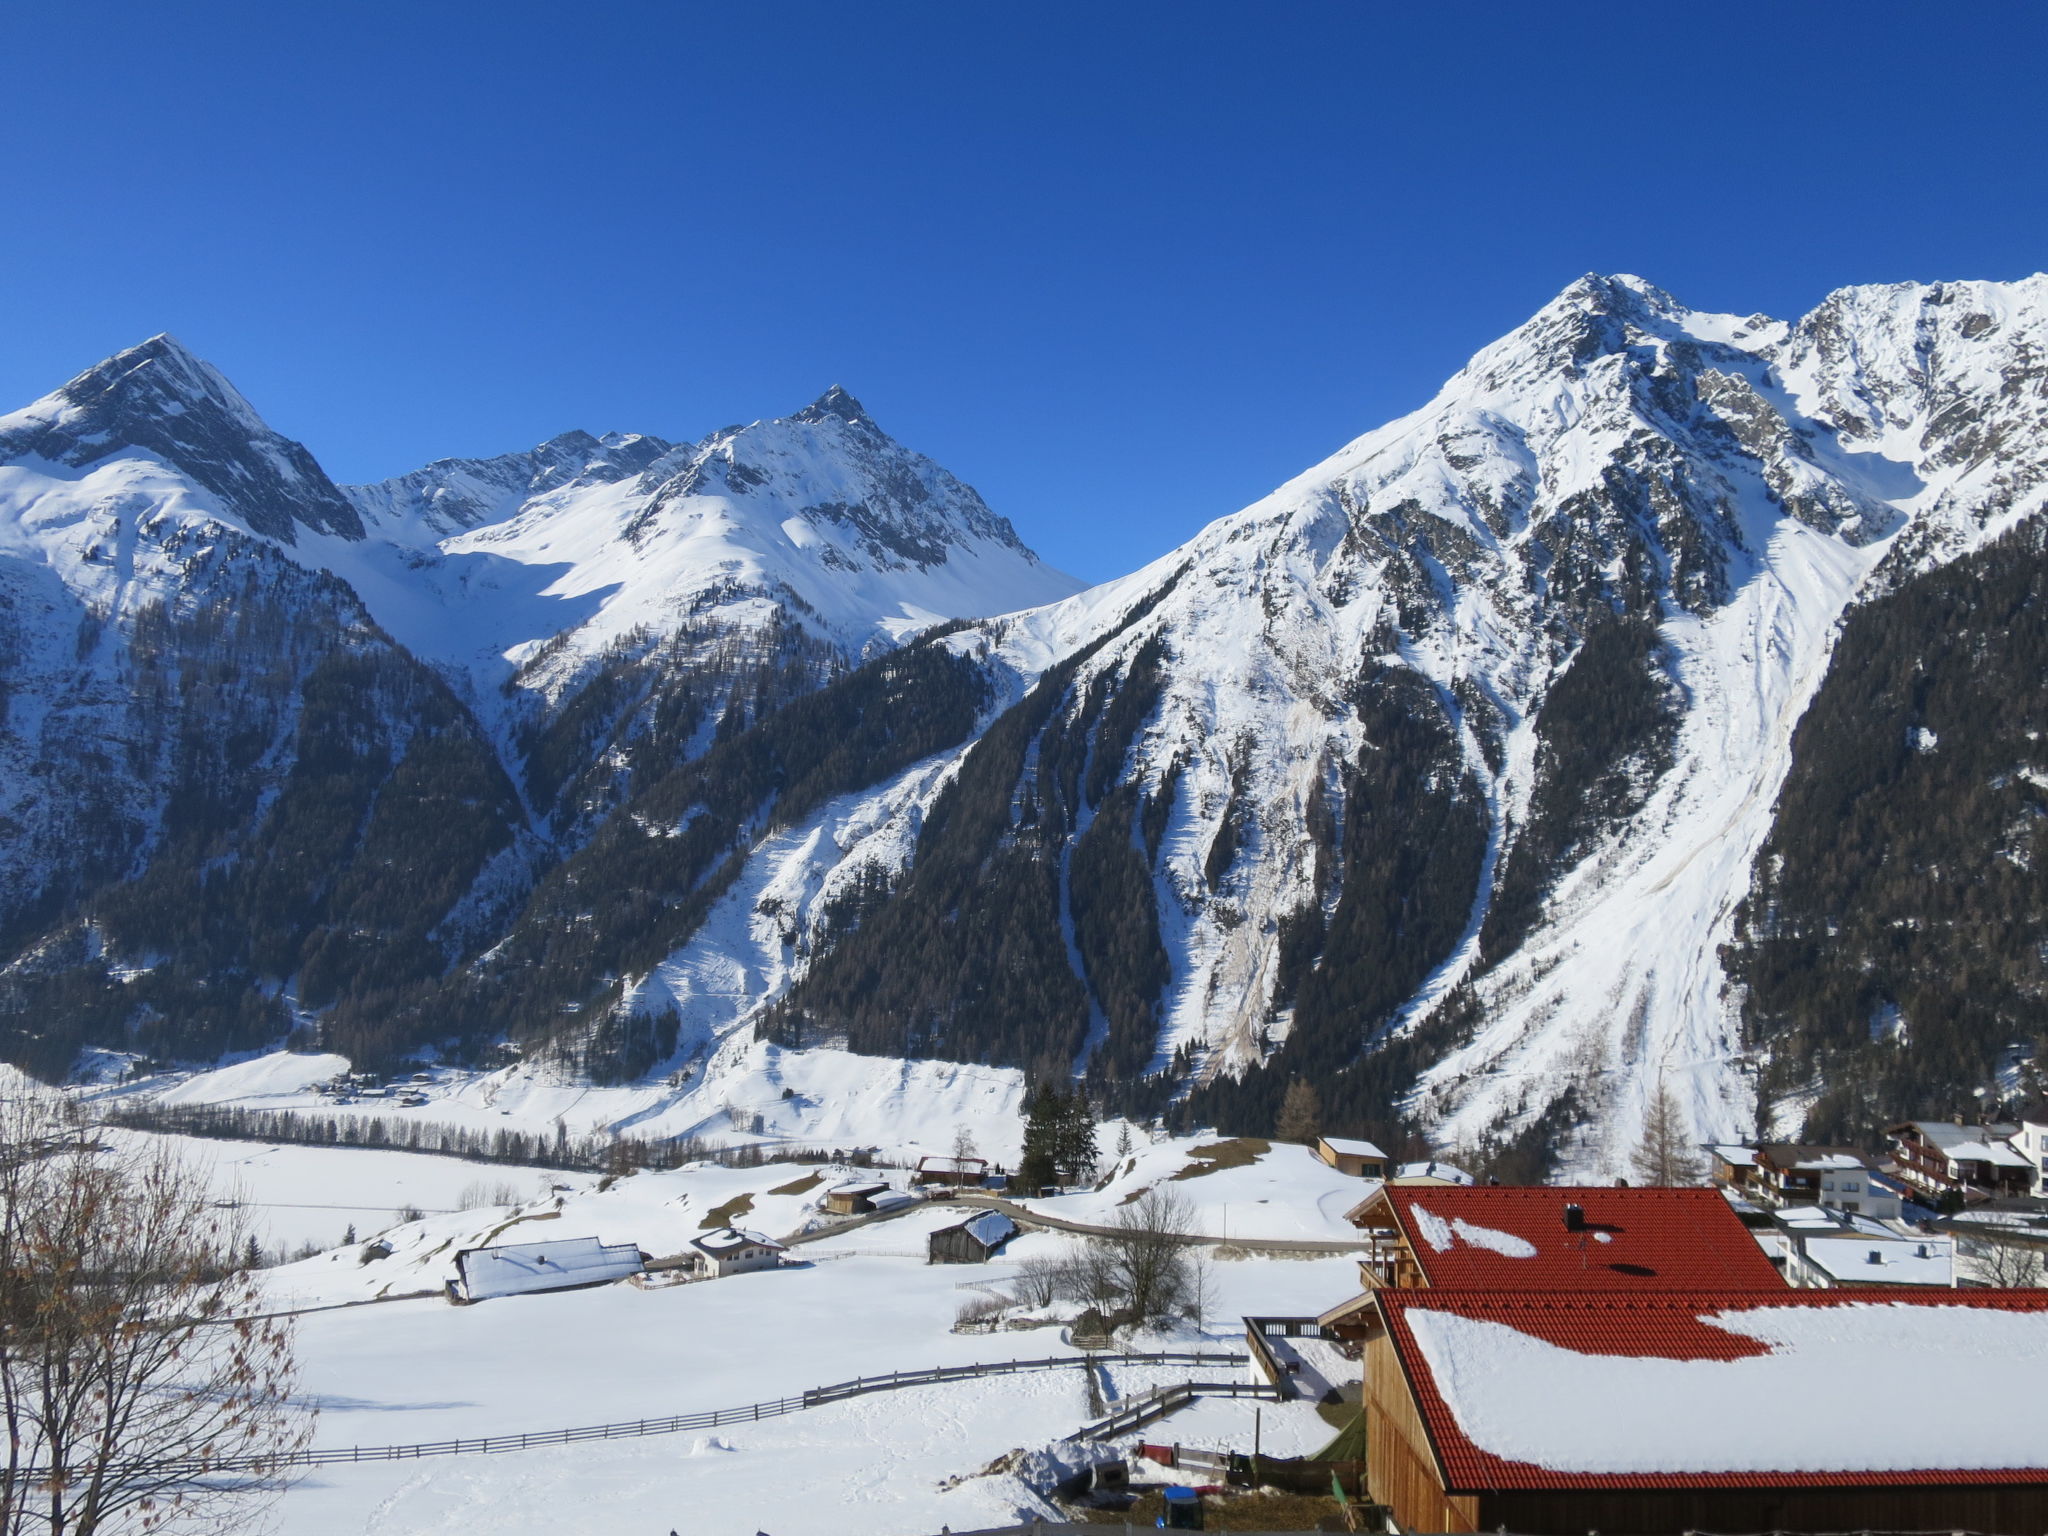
[927, 1210, 1017, 1264]
[822, 1180, 891, 1215]
[1356, 1287, 2048, 1535]
[1315, 1136, 1389, 1178]
[453, 1236, 644, 1302]
[688, 1226, 786, 1278]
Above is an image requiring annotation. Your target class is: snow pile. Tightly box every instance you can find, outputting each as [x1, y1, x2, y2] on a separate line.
[1406, 1301, 2048, 1474]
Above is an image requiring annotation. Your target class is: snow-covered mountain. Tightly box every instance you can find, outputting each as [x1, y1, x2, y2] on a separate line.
[616, 274, 2048, 1175]
[8, 279, 2048, 1177]
[0, 339, 1079, 1077]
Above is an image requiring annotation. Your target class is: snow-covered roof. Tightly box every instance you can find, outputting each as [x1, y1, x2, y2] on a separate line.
[1321, 1137, 1388, 1159]
[1710, 1145, 1758, 1167]
[956, 1211, 1016, 1248]
[870, 1190, 918, 1210]
[456, 1237, 643, 1300]
[1395, 1160, 1475, 1184]
[827, 1180, 890, 1197]
[1370, 1186, 1785, 1290]
[1790, 1152, 1868, 1171]
[1378, 1291, 2048, 1487]
[691, 1226, 784, 1255]
[1900, 1121, 2024, 1161]
[1800, 1235, 1954, 1286]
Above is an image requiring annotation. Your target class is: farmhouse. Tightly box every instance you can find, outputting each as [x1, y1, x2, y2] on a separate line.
[452, 1236, 644, 1302]
[913, 1154, 990, 1188]
[1352, 1287, 2048, 1535]
[927, 1210, 1016, 1264]
[1330, 1184, 1783, 1300]
[1314, 1136, 1388, 1178]
[687, 1226, 785, 1278]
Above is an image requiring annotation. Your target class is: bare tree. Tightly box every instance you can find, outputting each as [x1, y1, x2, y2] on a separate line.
[1275, 1079, 1322, 1146]
[1962, 1236, 2047, 1288]
[948, 1126, 978, 1166]
[1092, 1187, 1198, 1329]
[1628, 1079, 1705, 1186]
[1, 1097, 313, 1535]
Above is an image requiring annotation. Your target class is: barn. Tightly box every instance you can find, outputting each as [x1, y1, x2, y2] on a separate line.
[452, 1236, 644, 1302]
[927, 1210, 1016, 1264]
[822, 1179, 891, 1215]
[1356, 1287, 2048, 1535]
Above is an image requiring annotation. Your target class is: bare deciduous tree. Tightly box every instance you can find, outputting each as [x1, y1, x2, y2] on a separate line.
[1962, 1235, 2047, 1288]
[1, 1096, 313, 1535]
[1628, 1079, 1705, 1187]
[1092, 1187, 1197, 1330]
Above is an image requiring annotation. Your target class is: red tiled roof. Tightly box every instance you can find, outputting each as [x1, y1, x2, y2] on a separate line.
[1379, 1185, 1785, 1290]
[1375, 1288, 2048, 1491]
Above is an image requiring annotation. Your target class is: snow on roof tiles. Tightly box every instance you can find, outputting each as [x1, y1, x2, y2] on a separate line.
[1379, 1186, 1785, 1290]
[1377, 1289, 2048, 1488]
[691, 1226, 784, 1254]
[959, 1211, 1016, 1247]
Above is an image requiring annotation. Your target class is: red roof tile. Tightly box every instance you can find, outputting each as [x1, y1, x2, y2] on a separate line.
[1374, 1288, 2048, 1491]
[1379, 1185, 1784, 1290]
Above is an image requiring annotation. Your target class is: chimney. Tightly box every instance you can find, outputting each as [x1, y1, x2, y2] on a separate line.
[1563, 1203, 1586, 1233]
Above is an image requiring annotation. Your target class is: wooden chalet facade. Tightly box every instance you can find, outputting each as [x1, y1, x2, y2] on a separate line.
[1353, 1288, 2048, 1535]
[1314, 1136, 1388, 1178]
[926, 1210, 1016, 1263]
[1888, 1120, 2034, 1199]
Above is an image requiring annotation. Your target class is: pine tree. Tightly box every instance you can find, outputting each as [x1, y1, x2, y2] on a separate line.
[1629, 1079, 1705, 1186]
[1276, 1077, 1322, 1144]
[1055, 1089, 1099, 1183]
[1017, 1081, 1062, 1191]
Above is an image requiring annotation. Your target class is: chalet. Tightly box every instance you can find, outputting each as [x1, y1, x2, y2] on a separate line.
[1751, 1144, 1874, 1208]
[452, 1236, 644, 1302]
[2011, 1100, 2048, 1198]
[1708, 1144, 1760, 1193]
[687, 1226, 785, 1278]
[822, 1180, 892, 1216]
[1314, 1136, 1389, 1178]
[1328, 1184, 1783, 1302]
[927, 1210, 1016, 1264]
[1887, 1120, 2033, 1199]
[1356, 1287, 2048, 1535]
[913, 1154, 990, 1188]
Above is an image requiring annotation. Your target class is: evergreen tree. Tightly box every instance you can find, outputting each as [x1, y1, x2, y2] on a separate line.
[1276, 1078, 1322, 1145]
[1628, 1079, 1704, 1186]
[1055, 1089, 1099, 1183]
[1017, 1081, 1061, 1191]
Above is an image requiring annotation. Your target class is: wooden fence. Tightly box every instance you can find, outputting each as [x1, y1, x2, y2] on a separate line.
[31, 1349, 1247, 1480]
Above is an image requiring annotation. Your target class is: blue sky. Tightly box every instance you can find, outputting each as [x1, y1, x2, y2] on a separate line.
[5, 2, 2045, 582]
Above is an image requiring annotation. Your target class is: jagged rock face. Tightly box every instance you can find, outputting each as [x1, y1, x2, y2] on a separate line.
[0, 335, 363, 543]
[7, 277, 2048, 1177]
[0, 343, 1077, 1081]
[745, 274, 2048, 1171]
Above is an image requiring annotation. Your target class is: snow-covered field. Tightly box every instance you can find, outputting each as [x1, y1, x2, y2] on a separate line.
[259, 1182, 1354, 1535]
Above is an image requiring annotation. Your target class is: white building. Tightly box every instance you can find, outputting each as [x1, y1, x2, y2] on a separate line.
[1772, 1206, 1955, 1289]
[688, 1226, 786, 1278]
[453, 1236, 644, 1301]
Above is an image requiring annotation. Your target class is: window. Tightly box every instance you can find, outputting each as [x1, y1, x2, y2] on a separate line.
[1843, 1180, 1860, 1193]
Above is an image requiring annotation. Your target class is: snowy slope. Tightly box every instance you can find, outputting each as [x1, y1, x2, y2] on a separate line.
[326, 386, 1083, 712]
[639, 273, 2048, 1176]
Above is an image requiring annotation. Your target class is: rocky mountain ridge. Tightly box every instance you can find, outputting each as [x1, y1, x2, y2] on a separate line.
[5, 276, 2048, 1175]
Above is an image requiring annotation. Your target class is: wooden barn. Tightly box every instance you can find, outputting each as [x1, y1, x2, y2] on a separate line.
[927, 1210, 1016, 1264]
[1355, 1287, 2048, 1535]
[822, 1179, 891, 1215]
[1313, 1136, 1388, 1178]
[913, 1154, 990, 1188]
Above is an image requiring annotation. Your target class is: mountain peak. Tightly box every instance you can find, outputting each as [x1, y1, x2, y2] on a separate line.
[0, 336, 363, 544]
[792, 385, 873, 428]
